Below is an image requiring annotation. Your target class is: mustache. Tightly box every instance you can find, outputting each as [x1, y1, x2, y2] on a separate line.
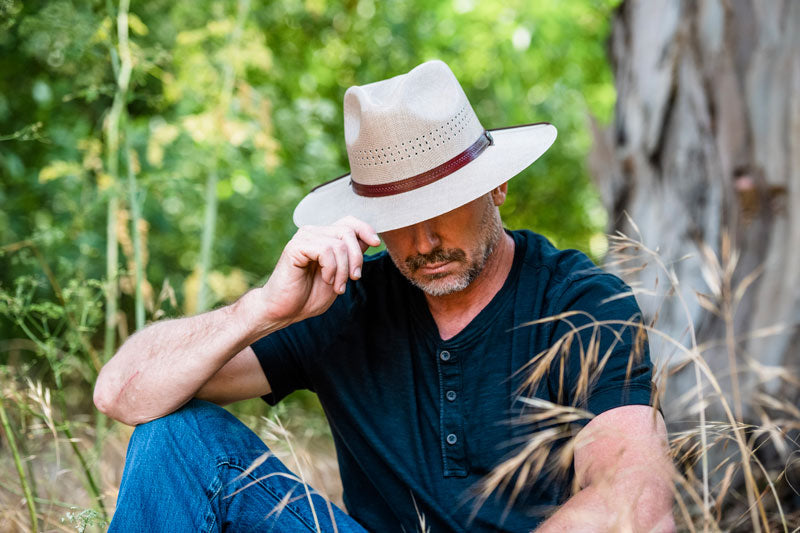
[405, 248, 467, 272]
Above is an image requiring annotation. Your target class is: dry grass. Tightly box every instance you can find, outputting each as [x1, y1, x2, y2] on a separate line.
[0, 392, 127, 532]
[2, 226, 799, 532]
[469, 224, 800, 531]
[0, 395, 341, 532]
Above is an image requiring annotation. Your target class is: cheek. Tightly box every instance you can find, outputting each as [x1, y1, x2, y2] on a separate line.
[383, 243, 410, 273]
[381, 229, 428, 262]
[380, 229, 408, 252]
[383, 240, 408, 265]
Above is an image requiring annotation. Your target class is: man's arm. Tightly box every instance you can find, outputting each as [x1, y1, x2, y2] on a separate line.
[194, 345, 268, 406]
[93, 216, 381, 426]
[92, 295, 274, 426]
[535, 405, 676, 533]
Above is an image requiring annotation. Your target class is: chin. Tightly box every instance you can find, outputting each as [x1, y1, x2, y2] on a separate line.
[413, 272, 473, 296]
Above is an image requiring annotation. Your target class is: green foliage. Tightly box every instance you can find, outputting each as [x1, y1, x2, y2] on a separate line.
[62, 507, 109, 533]
[1, 0, 618, 321]
[0, 0, 620, 523]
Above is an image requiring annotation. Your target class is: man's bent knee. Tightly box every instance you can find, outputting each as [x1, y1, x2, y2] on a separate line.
[128, 399, 232, 451]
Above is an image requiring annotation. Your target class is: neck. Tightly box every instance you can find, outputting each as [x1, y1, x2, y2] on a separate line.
[424, 231, 515, 338]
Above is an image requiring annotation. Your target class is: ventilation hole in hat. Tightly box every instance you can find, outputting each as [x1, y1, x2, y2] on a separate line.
[349, 104, 474, 167]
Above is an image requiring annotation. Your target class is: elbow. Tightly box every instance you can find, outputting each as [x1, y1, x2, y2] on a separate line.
[93, 369, 137, 425]
[93, 372, 118, 419]
[93, 369, 162, 427]
[93, 384, 140, 426]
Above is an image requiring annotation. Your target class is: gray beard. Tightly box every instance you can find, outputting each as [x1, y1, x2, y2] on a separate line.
[407, 233, 499, 296]
[386, 194, 505, 296]
[402, 214, 504, 296]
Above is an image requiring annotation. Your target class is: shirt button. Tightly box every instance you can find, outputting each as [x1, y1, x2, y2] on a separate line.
[446, 433, 457, 445]
[439, 350, 451, 361]
[446, 390, 457, 401]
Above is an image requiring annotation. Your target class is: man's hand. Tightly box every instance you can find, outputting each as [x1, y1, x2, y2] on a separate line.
[254, 216, 381, 326]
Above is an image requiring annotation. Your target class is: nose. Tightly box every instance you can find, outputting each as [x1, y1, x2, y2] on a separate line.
[410, 221, 441, 255]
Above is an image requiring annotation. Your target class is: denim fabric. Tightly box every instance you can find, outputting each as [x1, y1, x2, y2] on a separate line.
[110, 399, 368, 533]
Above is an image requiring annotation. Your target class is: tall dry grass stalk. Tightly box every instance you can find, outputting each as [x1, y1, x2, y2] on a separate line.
[0, 395, 38, 532]
[102, 0, 133, 362]
[124, 134, 145, 331]
[0, 369, 116, 531]
[0, 267, 109, 525]
[196, 0, 251, 313]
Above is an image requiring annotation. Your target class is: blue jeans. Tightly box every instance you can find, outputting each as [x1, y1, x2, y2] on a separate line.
[110, 399, 369, 532]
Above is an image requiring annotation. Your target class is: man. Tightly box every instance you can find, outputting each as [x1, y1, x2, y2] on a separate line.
[95, 60, 675, 532]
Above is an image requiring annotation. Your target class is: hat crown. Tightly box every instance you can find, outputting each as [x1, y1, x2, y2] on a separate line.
[343, 60, 485, 186]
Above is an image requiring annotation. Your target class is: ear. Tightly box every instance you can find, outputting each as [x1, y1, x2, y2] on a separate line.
[491, 182, 508, 206]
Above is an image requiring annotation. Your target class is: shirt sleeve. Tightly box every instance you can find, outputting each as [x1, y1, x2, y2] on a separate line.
[250, 282, 361, 405]
[546, 272, 654, 417]
[250, 324, 314, 405]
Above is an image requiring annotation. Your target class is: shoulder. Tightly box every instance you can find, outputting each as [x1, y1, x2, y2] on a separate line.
[512, 229, 638, 315]
[514, 229, 601, 282]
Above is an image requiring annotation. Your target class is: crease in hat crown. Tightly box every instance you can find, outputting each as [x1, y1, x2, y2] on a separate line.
[343, 60, 485, 188]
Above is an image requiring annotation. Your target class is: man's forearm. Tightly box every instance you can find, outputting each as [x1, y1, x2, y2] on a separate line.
[93, 288, 281, 426]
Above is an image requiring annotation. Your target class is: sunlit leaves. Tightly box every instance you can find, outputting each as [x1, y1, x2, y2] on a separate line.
[2, 0, 621, 329]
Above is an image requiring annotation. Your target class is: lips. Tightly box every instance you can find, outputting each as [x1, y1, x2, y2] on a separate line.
[417, 261, 452, 274]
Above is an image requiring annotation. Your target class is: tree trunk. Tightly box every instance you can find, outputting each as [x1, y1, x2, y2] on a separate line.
[590, 0, 799, 525]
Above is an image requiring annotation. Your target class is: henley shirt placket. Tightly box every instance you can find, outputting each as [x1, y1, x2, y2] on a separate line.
[436, 347, 468, 477]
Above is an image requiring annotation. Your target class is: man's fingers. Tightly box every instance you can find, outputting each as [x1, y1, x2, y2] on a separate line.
[333, 216, 381, 248]
[339, 230, 365, 279]
[310, 237, 350, 293]
[314, 246, 339, 286]
[292, 218, 380, 290]
[328, 237, 350, 293]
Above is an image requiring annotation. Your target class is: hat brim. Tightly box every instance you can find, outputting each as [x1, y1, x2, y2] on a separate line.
[292, 122, 557, 233]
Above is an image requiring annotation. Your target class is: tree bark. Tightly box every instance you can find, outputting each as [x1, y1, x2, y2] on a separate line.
[590, 0, 800, 520]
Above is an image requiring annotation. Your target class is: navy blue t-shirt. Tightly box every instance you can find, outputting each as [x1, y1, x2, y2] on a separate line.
[252, 229, 654, 532]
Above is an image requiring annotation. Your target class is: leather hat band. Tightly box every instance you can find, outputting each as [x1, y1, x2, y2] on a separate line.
[350, 130, 494, 198]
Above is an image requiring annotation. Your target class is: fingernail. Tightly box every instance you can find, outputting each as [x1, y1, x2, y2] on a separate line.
[354, 267, 361, 278]
[371, 233, 380, 243]
[339, 283, 346, 293]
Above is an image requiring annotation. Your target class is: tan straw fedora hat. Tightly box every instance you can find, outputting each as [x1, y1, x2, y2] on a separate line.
[292, 60, 557, 233]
